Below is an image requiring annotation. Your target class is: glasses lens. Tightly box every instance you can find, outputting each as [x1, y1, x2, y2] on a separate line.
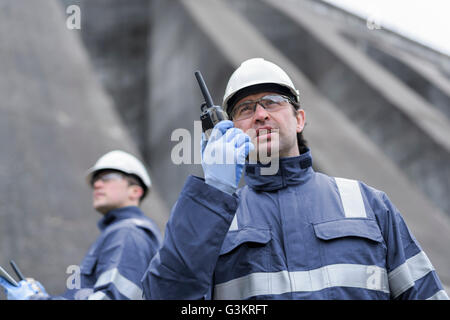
[91, 172, 124, 186]
[232, 101, 255, 120]
[125, 176, 141, 187]
[232, 95, 290, 120]
[260, 96, 280, 108]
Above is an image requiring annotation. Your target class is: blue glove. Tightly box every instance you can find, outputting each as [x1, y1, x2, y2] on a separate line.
[201, 120, 254, 194]
[0, 277, 48, 300]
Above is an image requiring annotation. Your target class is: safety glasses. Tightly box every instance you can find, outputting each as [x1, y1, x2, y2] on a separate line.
[230, 94, 293, 120]
[91, 171, 130, 186]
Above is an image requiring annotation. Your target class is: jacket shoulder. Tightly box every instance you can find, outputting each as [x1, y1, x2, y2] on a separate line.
[101, 217, 161, 246]
[357, 181, 390, 214]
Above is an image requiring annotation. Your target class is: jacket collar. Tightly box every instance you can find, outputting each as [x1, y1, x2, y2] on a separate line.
[97, 206, 144, 231]
[244, 148, 313, 192]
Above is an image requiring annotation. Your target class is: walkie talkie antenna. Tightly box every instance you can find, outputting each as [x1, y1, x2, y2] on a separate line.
[10, 260, 25, 281]
[195, 69, 228, 138]
[194, 71, 214, 108]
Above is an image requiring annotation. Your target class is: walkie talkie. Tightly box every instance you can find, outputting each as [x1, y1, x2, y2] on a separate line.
[195, 71, 228, 140]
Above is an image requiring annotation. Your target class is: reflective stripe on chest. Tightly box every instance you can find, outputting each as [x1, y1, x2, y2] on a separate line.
[334, 177, 367, 218]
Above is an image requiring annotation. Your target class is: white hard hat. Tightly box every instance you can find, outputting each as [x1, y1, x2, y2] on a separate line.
[223, 58, 300, 115]
[86, 150, 151, 190]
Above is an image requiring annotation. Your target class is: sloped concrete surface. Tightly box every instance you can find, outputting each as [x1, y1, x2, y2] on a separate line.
[61, 0, 151, 154]
[0, 0, 167, 295]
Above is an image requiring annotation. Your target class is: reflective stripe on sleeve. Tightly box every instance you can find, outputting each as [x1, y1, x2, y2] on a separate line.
[388, 251, 435, 298]
[93, 268, 143, 300]
[213, 264, 389, 299]
[88, 291, 111, 300]
[426, 290, 449, 300]
[335, 177, 367, 218]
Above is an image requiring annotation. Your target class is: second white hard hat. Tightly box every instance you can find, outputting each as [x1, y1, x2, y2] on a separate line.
[86, 150, 151, 190]
[222, 58, 300, 114]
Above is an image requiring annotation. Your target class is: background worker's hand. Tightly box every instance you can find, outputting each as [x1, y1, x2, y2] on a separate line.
[0, 277, 48, 300]
[25, 277, 48, 297]
[201, 120, 254, 195]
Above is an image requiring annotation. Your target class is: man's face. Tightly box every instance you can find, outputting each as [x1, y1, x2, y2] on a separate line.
[91, 170, 142, 214]
[231, 91, 305, 159]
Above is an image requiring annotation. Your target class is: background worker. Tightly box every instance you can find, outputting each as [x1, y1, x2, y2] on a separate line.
[142, 58, 448, 300]
[0, 150, 162, 300]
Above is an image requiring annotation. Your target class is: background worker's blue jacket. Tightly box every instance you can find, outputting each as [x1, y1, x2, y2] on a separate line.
[63, 206, 162, 300]
[142, 150, 448, 300]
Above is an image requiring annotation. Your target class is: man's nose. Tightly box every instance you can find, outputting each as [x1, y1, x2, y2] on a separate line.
[253, 104, 269, 122]
[93, 179, 104, 188]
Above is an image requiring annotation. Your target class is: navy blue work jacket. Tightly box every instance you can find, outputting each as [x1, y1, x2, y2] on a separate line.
[142, 150, 448, 300]
[64, 206, 161, 300]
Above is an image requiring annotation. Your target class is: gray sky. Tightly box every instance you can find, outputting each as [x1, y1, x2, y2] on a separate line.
[322, 0, 450, 56]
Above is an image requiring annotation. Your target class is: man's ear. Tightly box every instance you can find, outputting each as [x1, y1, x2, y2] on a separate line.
[129, 185, 144, 202]
[296, 109, 306, 133]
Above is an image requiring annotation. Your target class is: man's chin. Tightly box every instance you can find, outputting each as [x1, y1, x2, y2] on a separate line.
[249, 142, 280, 164]
[93, 203, 112, 215]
